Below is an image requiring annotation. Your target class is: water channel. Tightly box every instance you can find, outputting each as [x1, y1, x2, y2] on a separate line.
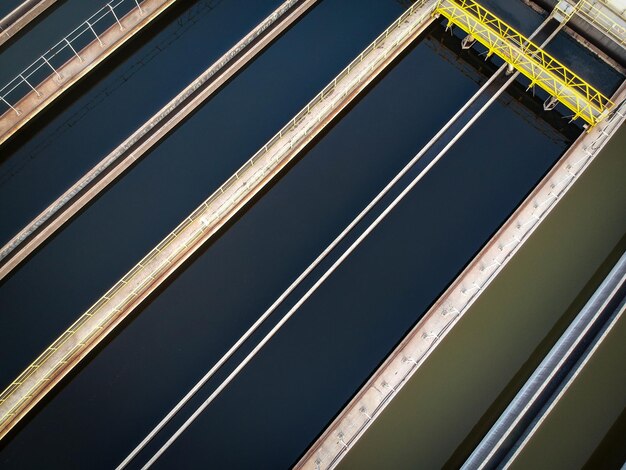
[0, 0, 623, 468]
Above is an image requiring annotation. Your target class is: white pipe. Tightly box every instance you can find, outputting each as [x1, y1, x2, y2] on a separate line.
[141, 63, 530, 470]
[131, 14, 564, 470]
[117, 54, 507, 470]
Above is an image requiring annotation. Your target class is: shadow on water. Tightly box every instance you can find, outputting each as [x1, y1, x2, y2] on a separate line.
[0, 0, 66, 49]
[0, 0, 281, 246]
[0, 0, 316, 282]
[0, 1, 621, 468]
[0, 0, 223, 164]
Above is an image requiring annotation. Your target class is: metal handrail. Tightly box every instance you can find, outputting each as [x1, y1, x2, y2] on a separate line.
[300, 92, 626, 470]
[597, 0, 626, 16]
[0, 0, 436, 425]
[436, 0, 614, 125]
[0, 0, 145, 115]
[575, 0, 626, 48]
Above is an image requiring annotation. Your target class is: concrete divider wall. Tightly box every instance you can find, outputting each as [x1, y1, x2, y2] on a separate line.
[0, 0, 59, 48]
[0, 0, 438, 441]
[0, 0, 179, 146]
[0, 0, 317, 280]
[296, 82, 626, 470]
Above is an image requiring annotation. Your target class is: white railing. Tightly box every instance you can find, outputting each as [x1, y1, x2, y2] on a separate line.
[576, 0, 626, 48]
[306, 93, 626, 470]
[0, 0, 438, 430]
[0, 0, 146, 115]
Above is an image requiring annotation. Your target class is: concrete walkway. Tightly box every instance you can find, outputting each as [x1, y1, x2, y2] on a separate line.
[0, 0, 59, 48]
[0, 0, 317, 281]
[0, 0, 178, 146]
[0, 0, 438, 442]
[331, 122, 626, 470]
[296, 82, 626, 470]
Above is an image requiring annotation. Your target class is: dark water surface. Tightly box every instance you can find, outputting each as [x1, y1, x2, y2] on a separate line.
[0, 0, 29, 19]
[449, 0, 623, 94]
[335, 127, 626, 470]
[0, 0, 284, 245]
[0, 1, 621, 468]
[149, 70, 573, 470]
[0, 0, 411, 408]
[0, 13, 584, 470]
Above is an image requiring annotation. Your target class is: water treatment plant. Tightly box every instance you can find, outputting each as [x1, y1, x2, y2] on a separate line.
[0, 0, 624, 468]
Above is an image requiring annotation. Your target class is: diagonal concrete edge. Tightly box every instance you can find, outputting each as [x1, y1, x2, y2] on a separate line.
[0, 0, 60, 48]
[0, 0, 317, 281]
[295, 82, 626, 470]
[0, 0, 438, 442]
[0, 0, 179, 146]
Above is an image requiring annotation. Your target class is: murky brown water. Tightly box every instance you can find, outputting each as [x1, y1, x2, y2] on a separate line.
[0, 1, 623, 467]
[338, 124, 626, 469]
[510, 304, 626, 469]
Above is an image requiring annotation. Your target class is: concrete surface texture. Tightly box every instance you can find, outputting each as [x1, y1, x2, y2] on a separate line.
[0, 0, 59, 48]
[297, 81, 626, 470]
[0, 0, 316, 282]
[0, 0, 178, 146]
[0, 0, 437, 442]
[335, 124, 626, 469]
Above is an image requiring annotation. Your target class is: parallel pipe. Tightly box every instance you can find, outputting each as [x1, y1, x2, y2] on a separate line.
[463, 252, 626, 470]
[0, 0, 317, 281]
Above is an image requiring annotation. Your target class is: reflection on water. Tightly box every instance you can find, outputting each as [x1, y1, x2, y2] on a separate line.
[337, 125, 626, 470]
[0, 0, 622, 468]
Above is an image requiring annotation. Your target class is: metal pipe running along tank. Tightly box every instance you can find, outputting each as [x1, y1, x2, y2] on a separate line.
[0, 0, 439, 442]
[462, 251, 626, 469]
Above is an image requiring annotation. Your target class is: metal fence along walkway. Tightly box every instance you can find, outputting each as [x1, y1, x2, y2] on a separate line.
[0, 0, 438, 441]
[0, 0, 178, 146]
[0, 0, 146, 116]
[575, 0, 626, 49]
[435, 0, 614, 125]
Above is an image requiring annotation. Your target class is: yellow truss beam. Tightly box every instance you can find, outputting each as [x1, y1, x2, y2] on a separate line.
[435, 0, 614, 125]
